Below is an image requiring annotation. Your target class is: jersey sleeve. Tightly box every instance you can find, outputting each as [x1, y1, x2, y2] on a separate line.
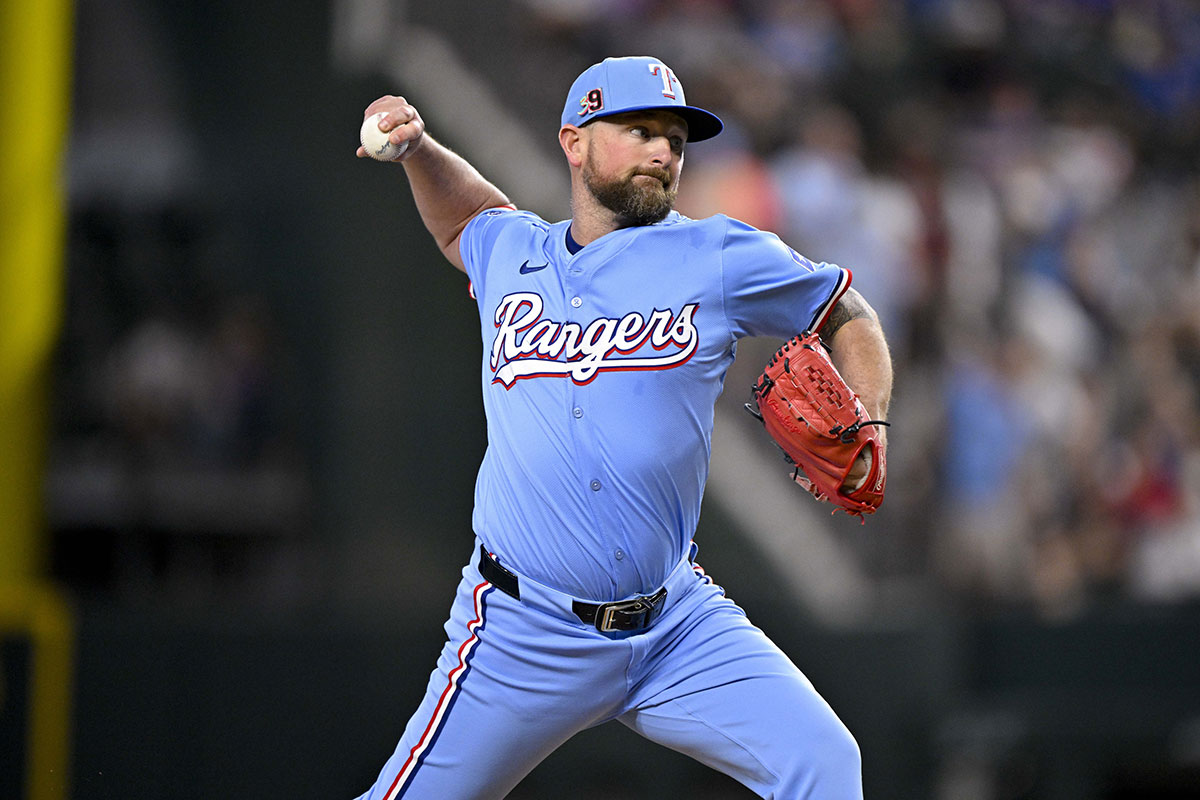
[719, 216, 851, 340]
[459, 204, 520, 297]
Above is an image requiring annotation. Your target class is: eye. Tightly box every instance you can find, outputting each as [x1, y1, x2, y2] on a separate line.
[630, 126, 650, 139]
[669, 137, 685, 153]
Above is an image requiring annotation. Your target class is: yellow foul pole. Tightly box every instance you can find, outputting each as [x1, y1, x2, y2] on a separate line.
[0, 0, 76, 798]
[0, 0, 72, 580]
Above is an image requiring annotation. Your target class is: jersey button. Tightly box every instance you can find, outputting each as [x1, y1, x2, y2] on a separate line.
[615, 549, 625, 561]
[571, 296, 582, 308]
[573, 407, 583, 419]
[590, 479, 602, 491]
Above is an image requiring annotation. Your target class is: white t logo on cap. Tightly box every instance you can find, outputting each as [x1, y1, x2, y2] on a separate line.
[648, 64, 677, 99]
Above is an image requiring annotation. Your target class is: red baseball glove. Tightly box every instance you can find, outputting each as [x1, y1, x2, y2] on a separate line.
[746, 332, 889, 518]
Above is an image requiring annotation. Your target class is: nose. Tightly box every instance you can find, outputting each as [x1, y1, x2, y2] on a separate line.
[647, 135, 673, 167]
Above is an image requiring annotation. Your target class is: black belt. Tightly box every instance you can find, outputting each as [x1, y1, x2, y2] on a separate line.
[478, 545, 667, 633]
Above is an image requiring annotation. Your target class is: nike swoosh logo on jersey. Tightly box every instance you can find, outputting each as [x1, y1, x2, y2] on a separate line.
[519, 260, 548, 274]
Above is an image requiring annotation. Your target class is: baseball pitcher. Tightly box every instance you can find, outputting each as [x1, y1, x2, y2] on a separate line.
[353, 56, 893, 799]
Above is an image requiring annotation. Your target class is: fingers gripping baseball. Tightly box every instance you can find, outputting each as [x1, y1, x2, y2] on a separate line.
[357, 95, 425, 161]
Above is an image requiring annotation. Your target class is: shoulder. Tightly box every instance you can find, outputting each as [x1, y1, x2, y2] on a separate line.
[636, 211, 730, 246]
[715, 214, 782, 240]
[642, 213, 806, 264]
[465, 206, 553, 247]
[653, 210, 729, 231]
[712, 215, 836, 279]
[692, 214, 784, 251]
[713, 214, 792, 258]
[461, 206, 559, 282]
[471, 206, 550, 230]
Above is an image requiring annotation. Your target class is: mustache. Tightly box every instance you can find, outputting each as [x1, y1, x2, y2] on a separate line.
[632, 168, 672, 188]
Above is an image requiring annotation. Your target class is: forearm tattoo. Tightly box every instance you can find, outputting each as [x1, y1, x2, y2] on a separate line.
[822, 288, 875, 339]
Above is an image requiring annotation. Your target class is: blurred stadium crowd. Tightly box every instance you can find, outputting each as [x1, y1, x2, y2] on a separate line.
[51, 0, 1200, 618]
[508, 0, 1200, 616]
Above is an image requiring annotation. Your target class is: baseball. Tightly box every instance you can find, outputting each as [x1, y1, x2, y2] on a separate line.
[360, 111, 408, 161]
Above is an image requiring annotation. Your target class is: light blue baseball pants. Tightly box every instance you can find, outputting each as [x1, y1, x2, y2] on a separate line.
[355, 539, 862, 799]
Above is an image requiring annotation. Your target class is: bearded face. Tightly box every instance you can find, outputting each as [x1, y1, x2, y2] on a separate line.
[581, 147, 678, 226]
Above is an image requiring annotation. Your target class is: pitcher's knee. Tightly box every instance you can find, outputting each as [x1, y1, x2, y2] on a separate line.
[823, 721, 862, 780]
[775, 719, 862, 799]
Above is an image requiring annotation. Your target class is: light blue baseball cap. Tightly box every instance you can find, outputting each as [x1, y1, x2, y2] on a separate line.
[561, 56, 724, 142]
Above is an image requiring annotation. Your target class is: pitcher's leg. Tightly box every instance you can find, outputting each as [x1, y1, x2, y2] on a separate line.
[356, 574, 628, 800]
[622, 587, 862, 799]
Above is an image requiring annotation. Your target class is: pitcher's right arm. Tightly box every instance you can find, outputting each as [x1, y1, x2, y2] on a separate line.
[358, 95, 511, 272]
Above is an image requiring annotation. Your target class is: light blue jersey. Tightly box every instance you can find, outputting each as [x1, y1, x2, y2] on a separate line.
[462, 208, 850, 601]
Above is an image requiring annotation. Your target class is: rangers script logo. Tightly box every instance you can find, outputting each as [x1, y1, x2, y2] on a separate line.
[491, 292, 699, 387]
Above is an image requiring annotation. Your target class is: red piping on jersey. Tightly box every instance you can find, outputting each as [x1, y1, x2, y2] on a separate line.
[810, 268, 852, 334]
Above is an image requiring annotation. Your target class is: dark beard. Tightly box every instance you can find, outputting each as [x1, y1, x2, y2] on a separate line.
[582, 160, 677, 227]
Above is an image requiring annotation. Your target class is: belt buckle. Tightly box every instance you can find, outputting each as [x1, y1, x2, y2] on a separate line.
[596, 589, 665, 633]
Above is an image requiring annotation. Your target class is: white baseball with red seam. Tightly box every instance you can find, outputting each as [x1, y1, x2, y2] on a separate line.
[360, 112, 408, 161]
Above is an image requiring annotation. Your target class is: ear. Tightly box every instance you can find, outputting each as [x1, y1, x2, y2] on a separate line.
[559, 125, 585, 169]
